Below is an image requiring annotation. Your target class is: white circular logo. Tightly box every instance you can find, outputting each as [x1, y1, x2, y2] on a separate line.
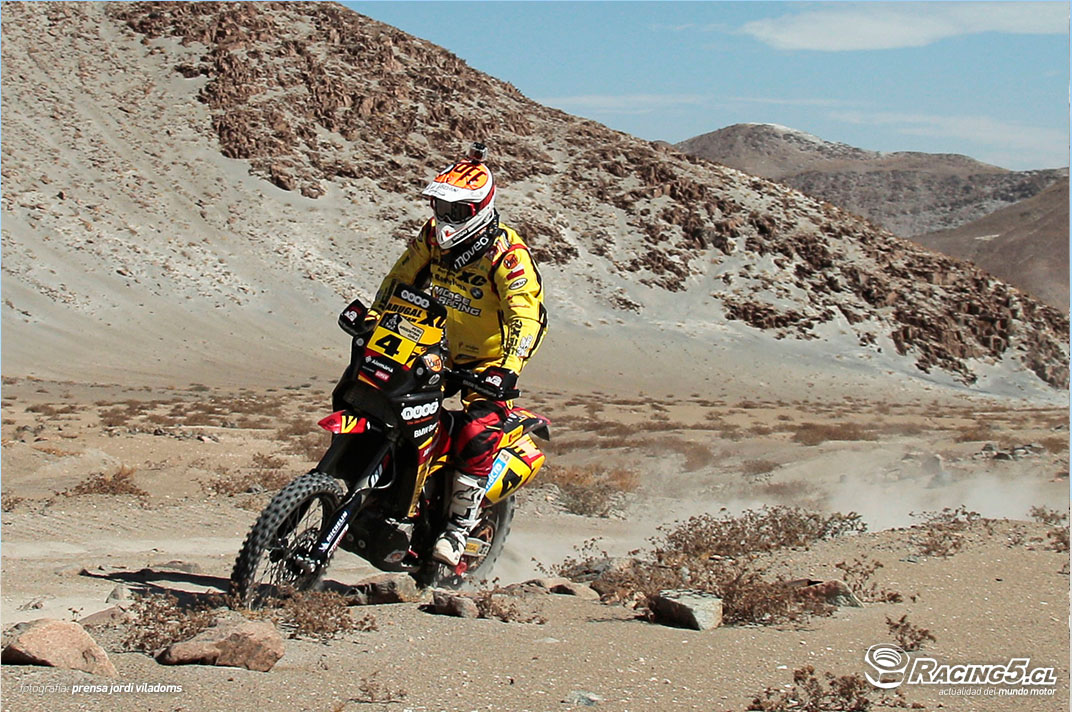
[864, 644, 909, 689]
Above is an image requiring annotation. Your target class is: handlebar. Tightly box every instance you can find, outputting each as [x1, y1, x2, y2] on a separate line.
[443, 367, 521, 402]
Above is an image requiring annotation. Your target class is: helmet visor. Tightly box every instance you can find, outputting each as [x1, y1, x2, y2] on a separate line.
[431, 198, 476, 224]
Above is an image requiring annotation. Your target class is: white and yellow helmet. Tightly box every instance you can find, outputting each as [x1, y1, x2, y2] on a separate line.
[421, 143, 497, 250]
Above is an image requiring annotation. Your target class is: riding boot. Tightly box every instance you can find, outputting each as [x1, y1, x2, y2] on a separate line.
[432, 471, 488, 566]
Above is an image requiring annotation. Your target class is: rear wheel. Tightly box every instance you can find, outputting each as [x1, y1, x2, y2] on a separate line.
[229, 471, 344, 608]
[427, 497, 516, 589]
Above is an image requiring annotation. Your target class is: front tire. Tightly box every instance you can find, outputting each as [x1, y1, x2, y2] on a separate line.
[229, 471, 344, 608]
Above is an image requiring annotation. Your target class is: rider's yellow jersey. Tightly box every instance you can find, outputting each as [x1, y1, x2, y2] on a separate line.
[372, 220, 547, 373]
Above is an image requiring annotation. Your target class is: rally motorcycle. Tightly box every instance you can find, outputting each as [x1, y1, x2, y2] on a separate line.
[230, 283, 551, 607]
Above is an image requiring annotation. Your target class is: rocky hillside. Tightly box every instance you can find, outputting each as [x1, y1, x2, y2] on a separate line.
[1, 2, 1067, 392]
[676, 123, 1067, 237]
[915, 178, 1070, 312]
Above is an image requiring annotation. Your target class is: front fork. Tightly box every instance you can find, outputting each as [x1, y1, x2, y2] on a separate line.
[311, 438, 393, 565]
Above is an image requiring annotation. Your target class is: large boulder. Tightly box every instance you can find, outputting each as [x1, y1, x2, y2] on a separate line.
[2, 619, 118, 677]
[648, 590, 724, 631]
[157, 620, 284, 672]
[431, 590, 480, 619]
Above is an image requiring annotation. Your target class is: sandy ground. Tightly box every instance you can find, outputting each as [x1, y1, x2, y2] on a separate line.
[1, 376, 1067, 711]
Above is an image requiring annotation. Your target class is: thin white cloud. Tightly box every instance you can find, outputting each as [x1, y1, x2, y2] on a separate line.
[829, 110, 1069, 167]
[742, 2, 1068, 51]
[728, 96, 859, 108]
[537, 94, 707, 116]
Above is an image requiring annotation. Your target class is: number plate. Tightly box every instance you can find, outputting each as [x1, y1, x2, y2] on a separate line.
[367, 324, 418, 364]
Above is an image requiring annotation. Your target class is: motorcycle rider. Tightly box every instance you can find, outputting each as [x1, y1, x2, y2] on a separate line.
[369, 142, 547, 567]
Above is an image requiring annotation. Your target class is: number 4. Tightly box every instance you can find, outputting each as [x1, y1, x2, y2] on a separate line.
[375, 333, 403, 357]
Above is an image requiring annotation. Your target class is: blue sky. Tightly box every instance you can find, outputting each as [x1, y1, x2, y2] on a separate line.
[344, 2, 1070, 171]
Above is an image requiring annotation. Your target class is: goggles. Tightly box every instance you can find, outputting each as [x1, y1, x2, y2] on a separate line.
[431, 198, 477, 224]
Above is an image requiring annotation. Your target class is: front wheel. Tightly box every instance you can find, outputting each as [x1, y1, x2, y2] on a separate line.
[229, 471, 344, 608]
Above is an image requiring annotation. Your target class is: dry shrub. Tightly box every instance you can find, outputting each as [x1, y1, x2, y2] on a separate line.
[199, 468, 292, 497]
[886, 614, 936, 651]
[556, 507, 865, 626]
[282, 432, 327, 462]
[910, 505, 991, 557]
[123, 593, 217, 652]
[792, 422, 877, 446]
[254, 591, 376, 641]
[1047, 526, 1070, 553]
[1029, 505, 1069, 526]
[834, 557, 902, 604]
[59, 465, 149, 504]
[472, 587, 546, 624]
[1037, 435, 1069, 455]
[350, 672, 407, 704]
[656, 507, 865, 560]
[741, 459, 779, 478]
[251, 452, 286, 470]
[1, 493, 26, 512]
[26, 403, 78, 417]
[749, 665, 917, 711]
[540, 464, 640, 517]
[954, 423, 995, 443]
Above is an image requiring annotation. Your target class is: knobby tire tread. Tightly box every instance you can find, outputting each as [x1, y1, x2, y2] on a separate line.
[230, 471, 343, 607]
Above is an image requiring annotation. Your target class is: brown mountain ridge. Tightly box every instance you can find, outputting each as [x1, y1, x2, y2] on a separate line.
[1, 1, 1067, 392]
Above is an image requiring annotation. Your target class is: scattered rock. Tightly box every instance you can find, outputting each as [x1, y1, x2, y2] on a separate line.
[795, 579, 863, 608]
[16, 598, 46, 611]
[79, 606, 133, 628]
[648, 590, 723, 630]
[157, 560, 203, 574]
[431, 590, 479, 619]
[106, 584, 131, 603]
[548, 581, 601, 601]
[157, 620, 284, 672]
[564, 690, 604, 706]
[1, 618, 118, 677]
[354, 573, 426, 604]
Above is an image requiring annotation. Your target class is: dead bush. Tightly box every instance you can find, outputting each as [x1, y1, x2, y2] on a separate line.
[251, 452, 286, 470]
[556, 507, 865, 626]
[1047, 526, 1070, 553]
[58, 465, 149, 504]
[472, 587, 546, 624]
[123, 593, 217, 652]
[199, 468, 292, 497]
[954, 423, 995, 443]
[1029, 505, 1069, 526]
[910, 505, 992, 557]
[834, 557, 902, 604]
[741, 459, 779, 478]
[540, 464, 639, 517]
[350, 672, 407, 704]
[281, 432, 327, 462]
[26, 403, 78, 417]
[886, 614, 936, 651]
[749, 665, 916, 711]
[792, 422, 877, 446]
[655, 507, 865, 561]
[2, 493, 26, 512]
[253, 591, 376, 641]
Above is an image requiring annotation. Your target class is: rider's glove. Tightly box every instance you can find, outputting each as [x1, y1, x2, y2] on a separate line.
[479, 366, 519, 401]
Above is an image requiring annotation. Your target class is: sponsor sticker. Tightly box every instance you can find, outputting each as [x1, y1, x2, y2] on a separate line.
[395, 317, 424, 343]
[401, 401, 440, 421]
[508, 278, 528, 290]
